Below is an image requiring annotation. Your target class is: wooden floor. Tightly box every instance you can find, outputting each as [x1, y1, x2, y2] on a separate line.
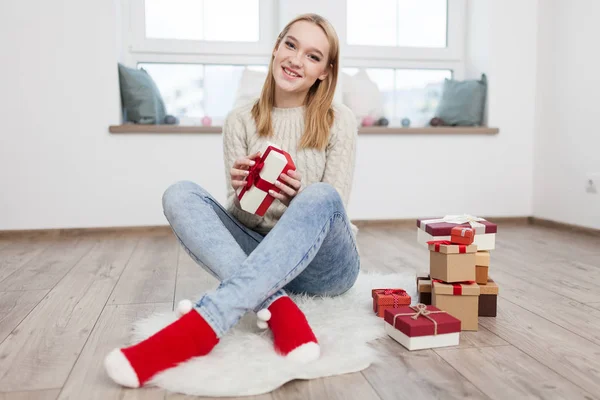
[0, 222, 599, 399]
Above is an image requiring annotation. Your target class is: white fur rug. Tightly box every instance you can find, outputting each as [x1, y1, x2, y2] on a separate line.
[131, 271, 417, 397]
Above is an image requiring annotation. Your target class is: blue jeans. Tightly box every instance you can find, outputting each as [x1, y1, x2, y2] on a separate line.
[162, 181, 361, 337]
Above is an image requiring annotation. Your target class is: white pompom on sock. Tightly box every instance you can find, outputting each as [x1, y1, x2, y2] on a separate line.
[256, 308, 272, 329]
[177, 299, 193, 317]
[257, 309, 271, 321]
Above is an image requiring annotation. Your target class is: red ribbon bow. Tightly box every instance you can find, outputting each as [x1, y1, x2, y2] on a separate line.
[378, 289, 407, 308]
[432, 279, 475, 295]
[427, 240, 453, 245]
[244, 159, 265, 190]
[238, 146, 291, 198]
[427, 240, 469, 253]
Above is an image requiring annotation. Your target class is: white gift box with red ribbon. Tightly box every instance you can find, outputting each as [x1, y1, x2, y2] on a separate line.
[237, 142, 296, 216]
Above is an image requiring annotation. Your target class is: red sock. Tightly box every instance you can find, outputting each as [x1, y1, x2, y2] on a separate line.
[258, 296, 320, 362]
[104, 309, 219, 387]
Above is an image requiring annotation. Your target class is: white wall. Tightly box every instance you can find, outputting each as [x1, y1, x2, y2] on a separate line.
[1, 0, 539, 231]
[533, 0, 600, 229]
[0, 0, 226, 230]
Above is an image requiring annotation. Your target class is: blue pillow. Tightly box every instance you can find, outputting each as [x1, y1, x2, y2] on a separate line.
[434, 74, 487, 126]
[118, 63, 167, 124]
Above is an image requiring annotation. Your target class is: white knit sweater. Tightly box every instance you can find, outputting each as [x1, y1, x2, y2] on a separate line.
[222, 101, 358, 237]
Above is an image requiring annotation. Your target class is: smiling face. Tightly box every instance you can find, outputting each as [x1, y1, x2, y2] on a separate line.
[272, 20, 331, 103]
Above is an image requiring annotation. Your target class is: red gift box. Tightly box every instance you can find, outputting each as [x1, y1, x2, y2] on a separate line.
[237, 143, 295, 216]
[384, 304, 461, 337]
[417, 216, 497, 236]
[416, 215, 498, 251]
[371, 288, 411, 318]
[450, 226, 474, 245]
[383, 304, 461, 350]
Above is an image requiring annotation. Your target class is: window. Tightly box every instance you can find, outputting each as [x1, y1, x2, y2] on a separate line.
[343, 0, 465, 62]
[342, 0, 464, 126]
[128, 0, 276, 56]
[139, 63, 268, 125]
[123, 0, 276, 125]
[120, 0, 465, 127]
[343, 68, 451, 127]
[144, 0, 259, 42]
[347, 0, 447, 48]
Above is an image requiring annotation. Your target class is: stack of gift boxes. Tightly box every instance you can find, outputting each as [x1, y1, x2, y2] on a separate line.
[415, 216, 500, 331]
[376, 215, 500, 351]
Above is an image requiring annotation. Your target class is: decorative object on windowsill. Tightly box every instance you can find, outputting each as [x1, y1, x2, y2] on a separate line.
[234, 68, 269, 109]
[117, 63, 167, 125]
[164, 115, 179, 125]
[401, 118, 411, 127]
[342, 69, 384, 124]
[433, 73, 487, 127]
[361, 116, 376, 127]
[429, 117, 447, 126]
[375, 117, 389, 126]
[201, 116, 212, 126]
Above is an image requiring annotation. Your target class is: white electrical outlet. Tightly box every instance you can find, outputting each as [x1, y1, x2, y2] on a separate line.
[586, 173, 600, 194]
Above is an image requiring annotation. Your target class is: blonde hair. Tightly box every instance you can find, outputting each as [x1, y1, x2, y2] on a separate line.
[251, 13, 339, 151]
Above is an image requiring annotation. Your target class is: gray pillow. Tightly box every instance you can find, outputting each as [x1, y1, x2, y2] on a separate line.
[434, 74, 487, 126]
[118, 63, 167, 124]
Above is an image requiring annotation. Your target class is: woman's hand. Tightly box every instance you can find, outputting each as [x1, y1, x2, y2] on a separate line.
[230, 151, 261, 192]
[270, 170, 302, 207]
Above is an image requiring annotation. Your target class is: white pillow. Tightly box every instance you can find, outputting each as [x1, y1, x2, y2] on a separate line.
[341, 69, 384, 120]
[234, 68, 268, 108]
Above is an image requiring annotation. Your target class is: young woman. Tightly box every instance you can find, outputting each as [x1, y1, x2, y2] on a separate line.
[104, 13, 360, 388]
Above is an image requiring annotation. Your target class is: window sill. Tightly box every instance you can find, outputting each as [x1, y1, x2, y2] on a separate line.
[108, 125, 499, 135]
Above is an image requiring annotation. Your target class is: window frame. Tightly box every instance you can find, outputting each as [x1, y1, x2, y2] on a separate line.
[342, 0, 466, 63]
[340, 59, 464, 80]
[123, 0, 465, 68]
[126, 0, 277, 58]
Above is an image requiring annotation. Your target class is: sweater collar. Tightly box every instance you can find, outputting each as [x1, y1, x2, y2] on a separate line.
[271, 105, 305, 118]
